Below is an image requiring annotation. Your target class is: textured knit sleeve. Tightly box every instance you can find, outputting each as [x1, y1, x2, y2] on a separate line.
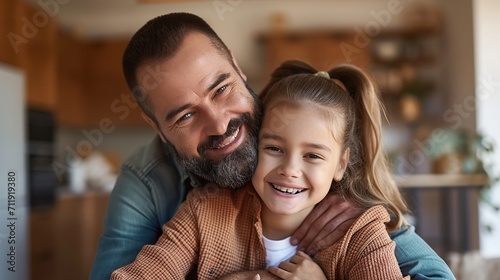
[111, 189, 202, 279]
[343, 206, 410, 280]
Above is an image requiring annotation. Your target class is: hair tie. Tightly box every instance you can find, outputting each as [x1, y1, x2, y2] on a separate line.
[314, 71, 330, 79]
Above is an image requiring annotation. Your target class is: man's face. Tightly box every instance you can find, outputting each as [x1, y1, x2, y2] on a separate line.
[136, 32, 261, 188]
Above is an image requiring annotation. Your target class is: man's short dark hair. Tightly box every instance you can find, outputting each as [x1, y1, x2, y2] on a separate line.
[122, 12, 233, 122]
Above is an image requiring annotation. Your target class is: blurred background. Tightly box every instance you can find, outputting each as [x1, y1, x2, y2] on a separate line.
[1, 0, 500, 279]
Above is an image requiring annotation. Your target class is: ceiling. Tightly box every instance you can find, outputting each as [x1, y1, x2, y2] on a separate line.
[24, 0, 230, 39]
[24, 0, 375, 40]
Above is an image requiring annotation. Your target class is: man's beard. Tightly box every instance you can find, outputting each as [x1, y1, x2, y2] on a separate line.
[166, 86, 262, 188]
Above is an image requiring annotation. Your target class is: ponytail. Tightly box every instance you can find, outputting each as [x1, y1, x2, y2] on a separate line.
[329, 65, 408, 231]
[328, 65, 382, 178]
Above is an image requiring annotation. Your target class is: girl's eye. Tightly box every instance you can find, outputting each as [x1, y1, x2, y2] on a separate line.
[305, 153, 322, 160]
[265, 146, 282, 153]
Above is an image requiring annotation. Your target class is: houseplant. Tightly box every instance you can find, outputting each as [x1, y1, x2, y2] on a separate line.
[426, 129, 500, 232]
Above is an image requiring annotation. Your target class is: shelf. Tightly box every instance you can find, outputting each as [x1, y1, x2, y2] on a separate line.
[394, 173, 488, 189]
[375, 25, 440, 38]
[371, 55, 437, 67]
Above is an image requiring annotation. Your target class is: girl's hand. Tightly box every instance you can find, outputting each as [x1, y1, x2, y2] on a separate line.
[267, 251, 327, 280]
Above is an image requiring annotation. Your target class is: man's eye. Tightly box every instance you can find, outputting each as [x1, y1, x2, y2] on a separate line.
[215, 85, 227, 95]
[177, 113, 192, 123]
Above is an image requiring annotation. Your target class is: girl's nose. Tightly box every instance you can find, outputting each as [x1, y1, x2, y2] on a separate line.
[277, 156, 301, 178]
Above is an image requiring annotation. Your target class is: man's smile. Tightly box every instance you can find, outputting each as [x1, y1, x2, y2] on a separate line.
[205, 124, 246, 161]
[214, 127, 239, 149]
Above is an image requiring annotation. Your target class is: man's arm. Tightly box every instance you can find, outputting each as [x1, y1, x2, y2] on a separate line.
[89, 168, 164, 280]
[391, 225, 455, 280]
[111, 188, 201, 279]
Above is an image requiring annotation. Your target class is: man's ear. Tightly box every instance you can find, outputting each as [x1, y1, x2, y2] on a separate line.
[229, 50, 247, 81]
[142, 112, 167, 143]
[334, 148, 350, 182]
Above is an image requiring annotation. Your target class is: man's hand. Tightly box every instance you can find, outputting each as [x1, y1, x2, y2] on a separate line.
[268, 251, 327, 280]
[291, 193, 363, 255]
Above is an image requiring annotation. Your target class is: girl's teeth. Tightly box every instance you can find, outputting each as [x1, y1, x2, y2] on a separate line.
[272, 184, 304, 195]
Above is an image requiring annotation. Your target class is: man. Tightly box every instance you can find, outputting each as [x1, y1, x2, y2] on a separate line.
[90, 13, 454, 279]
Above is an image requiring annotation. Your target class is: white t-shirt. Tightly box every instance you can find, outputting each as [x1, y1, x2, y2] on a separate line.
[262, 236, 298, 268]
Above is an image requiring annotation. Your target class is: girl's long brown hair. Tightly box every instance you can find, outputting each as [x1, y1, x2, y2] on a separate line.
[261, 60, 408, 230]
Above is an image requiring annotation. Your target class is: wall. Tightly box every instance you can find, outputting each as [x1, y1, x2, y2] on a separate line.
[433, 0, 480, 255]
[436, 0, 476, 133]
[473, 0, 500, 258]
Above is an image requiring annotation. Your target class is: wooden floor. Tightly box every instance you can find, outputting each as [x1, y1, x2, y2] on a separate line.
[30, 192, 109, 280]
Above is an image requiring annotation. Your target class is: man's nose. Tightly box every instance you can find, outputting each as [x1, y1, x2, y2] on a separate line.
[203, 107, 229, 136]
[277, 156, 301, 178]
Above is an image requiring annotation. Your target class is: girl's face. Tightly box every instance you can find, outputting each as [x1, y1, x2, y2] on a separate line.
[252, 101, 349, 216]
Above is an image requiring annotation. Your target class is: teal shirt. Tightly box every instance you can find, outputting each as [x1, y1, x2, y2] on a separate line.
[391, 225, 455, 279]
[89, 136, 455, 280]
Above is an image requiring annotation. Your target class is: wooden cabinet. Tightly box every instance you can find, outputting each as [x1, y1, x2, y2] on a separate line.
[30, 192, 109, 280]
[83, 40, 145, 127]
[56, 32, 86, 126]
[1, 1, 143, 126]
[0, 0, 24, 67]
[0, 0, 58, 111]
[56, 33, 145, 127]
[258, 30, 371, 77]
[22, 3, 58, 111]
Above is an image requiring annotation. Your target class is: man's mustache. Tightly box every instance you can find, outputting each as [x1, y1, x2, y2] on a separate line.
[197, 113, 250, 154]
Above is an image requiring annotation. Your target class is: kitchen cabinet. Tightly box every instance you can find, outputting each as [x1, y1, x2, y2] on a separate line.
[257, 30, 371, 77]
[56, 31, 86, 126]
[23, 2, 58, 111]
[56, 33, 146, 127]
[1, 1, 143, 126]
[0, 0, 24, 67]
[82, 40, 146, 127]
[0, 0, 58, 111]
[30, 192, 109, 280]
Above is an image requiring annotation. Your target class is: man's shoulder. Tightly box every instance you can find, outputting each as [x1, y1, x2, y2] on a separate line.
[109, 135, 191, 224]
